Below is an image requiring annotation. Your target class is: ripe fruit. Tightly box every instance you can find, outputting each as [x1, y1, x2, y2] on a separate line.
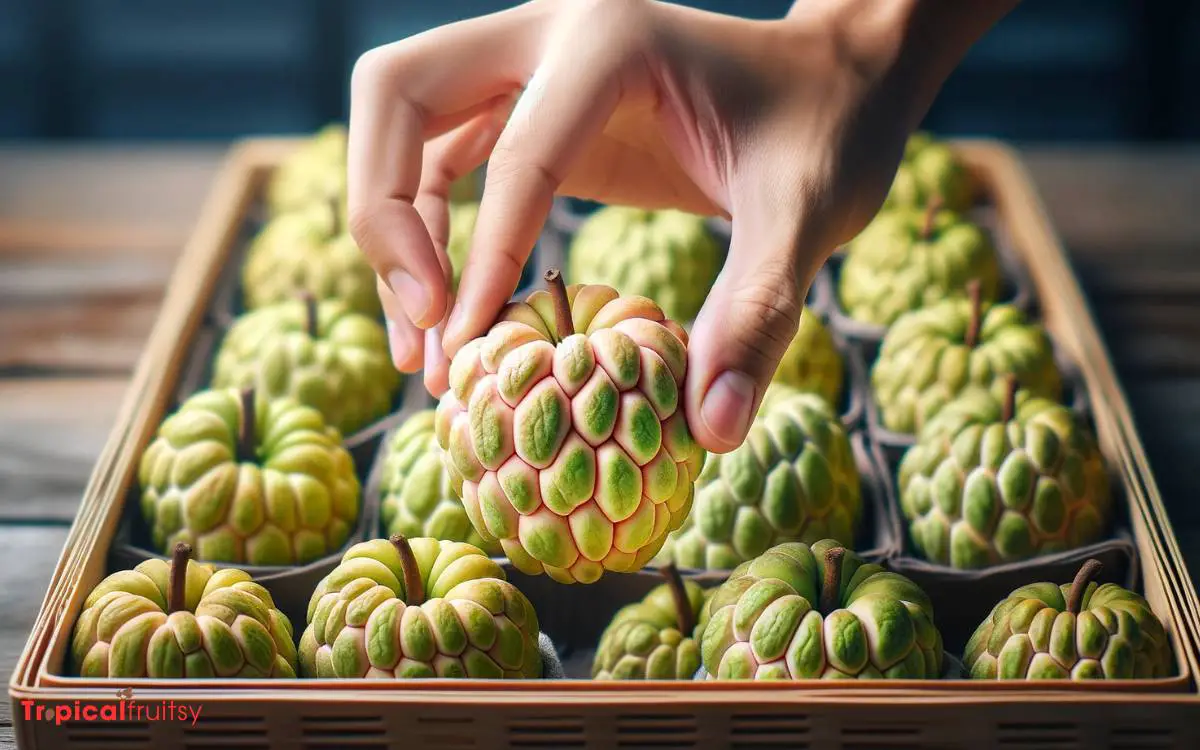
[436, 270, 705, 583]
[267, 124, 347, 217]
[883, 132, 973, 212]
[446, 202, 478, 290]
[772, 309, 843, 406]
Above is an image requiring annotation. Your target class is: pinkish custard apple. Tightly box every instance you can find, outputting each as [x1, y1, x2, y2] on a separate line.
[567, 207, 721, 322]
[212, 295, 399, 436]
[267, 124, 347, 217]
[380, 410, 500, 554]
[299, 535, 541, 678]
[72, 544, 297, 678]
[882, 131, 973, 212]
[139, 388, 360, 565]
[436, 270, 706, 583]
[772, 308, 843, 405]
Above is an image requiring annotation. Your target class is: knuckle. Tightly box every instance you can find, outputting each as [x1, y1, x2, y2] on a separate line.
[350, 47, 392, 91]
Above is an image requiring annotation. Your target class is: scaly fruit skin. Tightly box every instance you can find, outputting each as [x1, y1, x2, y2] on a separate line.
[898, 389, 1111, 569]
[380, 410, 501, 555]
[964, 581, 1172, 680]
[298, 538, 541, 678]
[839, 207, 1000, 327]
[567, 207, 721, 322]
[139, 389, 361, 565]
[243, 200, 379, 318]
[435, 282, 706, 583]
[71, 558, 298, 678]
[267, 124, 347, 217]
[447, 202, 478, 290]
[871, 300, 1062, 435]
[212, 298, 399, 436]
[701, 540, 943, 679]
[592, 579, 708, 680]
[772, 309, 843, 405]
[658, 390, 861, 570]
[882, 132, 973, 212]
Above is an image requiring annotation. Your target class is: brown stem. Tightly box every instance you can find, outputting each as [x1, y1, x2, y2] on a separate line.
[390, 534, 425, 605]
[1001, 375, 1018, 422]
[168, 542, 192, 614]
[298, 291, 319, 339]
[659, 563, 695, 636]
[964, 279, 983, 348]
[921, 194, 944, 240]
[543, 268, 574, 340]
[237, 387, 257, 463]
[1067, 559, 1103, 615]
[820, 547, 845, 616]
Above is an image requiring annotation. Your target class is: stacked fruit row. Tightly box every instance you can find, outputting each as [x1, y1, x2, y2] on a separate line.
[73, 127, 1173, 685]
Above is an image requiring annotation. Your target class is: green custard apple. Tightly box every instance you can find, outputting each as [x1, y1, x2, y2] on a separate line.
[567, 206, 721, 322]
[447, 202, 479, 290]
[267, 124, 347, 217]
[658, 388, 861, 570]
[898, 379, 1112, 569]
[871, 286, 1062, 435]
[71, 543, 297, 678]
[212, 296, 399, 437]
[139, 388, 361, 565]
[592, 564, 708, 680]
[882, 132, 973, 212]
[436, 270, 706, 584]
[380, 410, 501, 554]
[243, 199, 379, 318]
[964, 559, 1173, 679]
[298, 535, 542, 678]
[701, 540, 943, 679]
[772, 308, 843, 405]
[839, 203, 1000, 327]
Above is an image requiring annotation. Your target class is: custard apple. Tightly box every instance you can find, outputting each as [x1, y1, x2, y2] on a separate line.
[883, 132, 973, 212]
[772, 308, 843, 405]
[267, 124, 347, 217]
[447, 202, 478, 290]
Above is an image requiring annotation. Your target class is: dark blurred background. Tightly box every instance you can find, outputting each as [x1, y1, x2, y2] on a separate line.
[2, 0, 1198, 141]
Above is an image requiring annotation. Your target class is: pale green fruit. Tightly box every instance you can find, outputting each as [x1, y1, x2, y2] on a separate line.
[212, 298, 399, 436]
[298, 536, 541, 679]
[267, 124, 347, 217]
[380, 410, 501, 554]
[658, 390, 861, 570]
[436, 280, 706, 584]
[243, 200, 379, 318]
[447, 202, 478, 290]
[138, 388, 361, 566]
[772, 308, 843, 405]
[964, 560, 1172, 680]
[71, 555, 298, 678]
[898, 386, 1111, 569]
[592, 574, 709, 680]
[701, 540, 943, 679]
[871, 298, 1062, 435]
[882, 132, 973, 211]
[567, 207, 721, 322]
[839, 206, 1000, 327]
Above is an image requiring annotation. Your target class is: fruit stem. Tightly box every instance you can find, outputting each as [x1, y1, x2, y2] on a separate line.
[168, 542, 192, 614]
[237, 387, 257, 463]
[660, 563, 695, 636]
[1067, 559, 1103, 615]
[390, 534, 425, 605]
[964, 279, 983, 348]
[921, 194, 944, 240]
[299, 291, 319, 339]
[820, 547, 845, 617]
[543, 268, 574, 340]
[1001, 375, 1018, 422]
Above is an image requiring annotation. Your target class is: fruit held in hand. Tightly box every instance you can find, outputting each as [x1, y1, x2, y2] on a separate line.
[592, 564, 708, 680]
[243, 199, 379, 318]
[772, 309, 843, 405]
[701, 540, 943, 679]
[71, 543, 297, 677]
[899, 378, 1111, 568]
[213, 295, 399, 436]
[658, 388, 861, 570]
[267, 124, 347, 217]
[380, 410, 500, 554]
[883, 132, 973, 212]
[839, 201, 1000, 327]
[298, 535, 542, 678]
[567, 207, 721, 322]
[436, 270, 705, 583]
[964, 559, 1172, 679]
[872, 283, 1062, 434]
[139, 388, 361, 565]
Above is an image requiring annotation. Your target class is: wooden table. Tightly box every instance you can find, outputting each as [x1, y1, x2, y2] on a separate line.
[1, 144, 1199, 747]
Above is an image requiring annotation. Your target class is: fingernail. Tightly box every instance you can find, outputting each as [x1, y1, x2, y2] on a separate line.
[388, 269, 431, 327]
[424, 324, 444, 373]
[701, 370, 756, 445]
[385, 319, 410, 368]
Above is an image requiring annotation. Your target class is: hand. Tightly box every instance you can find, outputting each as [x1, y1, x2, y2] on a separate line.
[348, 0, 1015, 452]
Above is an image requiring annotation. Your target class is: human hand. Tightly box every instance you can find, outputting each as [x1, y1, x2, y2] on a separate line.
[348, 0, 1015, 452]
